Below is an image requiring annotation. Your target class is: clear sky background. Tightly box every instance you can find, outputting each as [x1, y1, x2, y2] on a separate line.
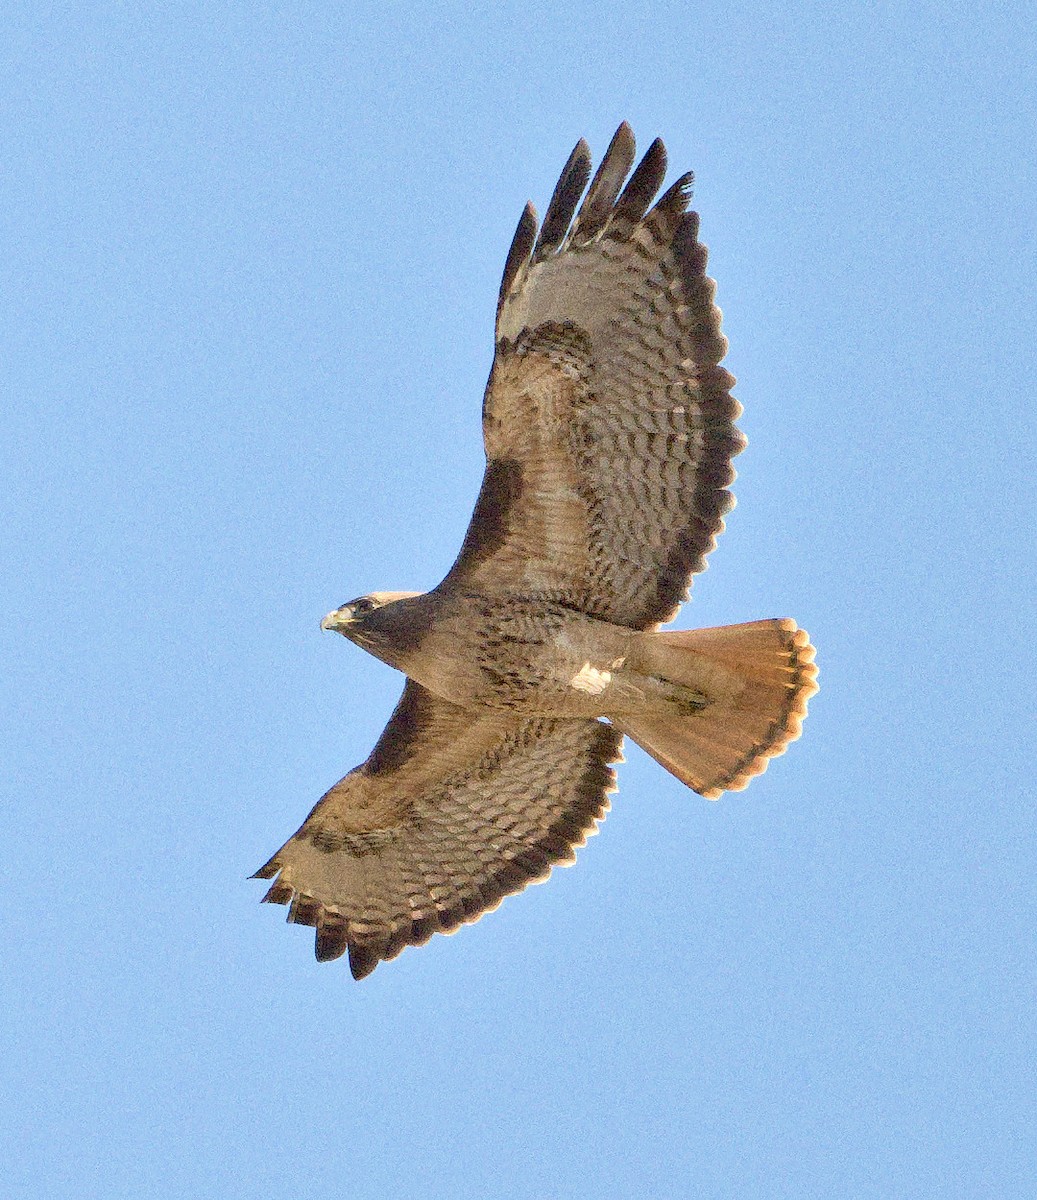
[3, 3, 1035, 1197]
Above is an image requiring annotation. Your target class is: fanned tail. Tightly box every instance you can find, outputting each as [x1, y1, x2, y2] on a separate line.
[614, 619, 818, 798]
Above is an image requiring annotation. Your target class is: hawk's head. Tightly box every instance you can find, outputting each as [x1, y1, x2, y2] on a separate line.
[320, 592, 429, 664]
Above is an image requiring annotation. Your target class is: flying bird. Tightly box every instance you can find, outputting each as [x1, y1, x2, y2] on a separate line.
[254, 123, 818, 979]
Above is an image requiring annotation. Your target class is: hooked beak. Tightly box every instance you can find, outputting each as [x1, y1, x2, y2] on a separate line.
[320, 607, 352, 633]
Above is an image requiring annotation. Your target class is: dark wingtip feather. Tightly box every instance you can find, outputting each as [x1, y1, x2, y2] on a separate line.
[287, 894, 321, 927]
[250, 855, 280, 880]
[315, 918, 350, 962]
[534, 138, 591, 256]
[607, 120, 636, 160]
[382, 923, 413, 963]
[409, 913, 441, 946]
[348, 942, 381, 980]
[653, 171, 695, 219]
[261, 880, 293, 905]
[670, 210, 706, 281]
[572, 122, 637, 243]
[614, 137, 668, 225]
[497, 201, 538, 315]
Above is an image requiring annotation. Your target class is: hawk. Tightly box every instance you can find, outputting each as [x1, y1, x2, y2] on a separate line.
[254, 123, 818, 979]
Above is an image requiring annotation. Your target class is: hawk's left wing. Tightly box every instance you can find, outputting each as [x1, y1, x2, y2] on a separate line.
[439, 123, 744, 629]
[253, 681, 622, 979]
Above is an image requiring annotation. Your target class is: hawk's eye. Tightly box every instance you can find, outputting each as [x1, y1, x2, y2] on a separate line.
[352, 597, 376, 615]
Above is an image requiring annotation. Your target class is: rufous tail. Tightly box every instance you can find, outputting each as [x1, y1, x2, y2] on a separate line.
[613, 618, 818, 799]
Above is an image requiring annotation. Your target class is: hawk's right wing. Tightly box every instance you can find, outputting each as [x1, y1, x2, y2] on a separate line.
[253, 681, 622, 979]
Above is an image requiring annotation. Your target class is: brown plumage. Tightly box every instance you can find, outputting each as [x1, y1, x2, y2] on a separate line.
[254, 124, 819, 980]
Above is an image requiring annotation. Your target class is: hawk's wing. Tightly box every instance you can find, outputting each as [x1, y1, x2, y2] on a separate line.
[441, 123, 744, 628]
[253, 681, 622, 979]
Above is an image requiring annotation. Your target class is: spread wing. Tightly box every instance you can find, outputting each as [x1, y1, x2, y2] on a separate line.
[253, 681, 623, 979]
[441, 123, 744, 628]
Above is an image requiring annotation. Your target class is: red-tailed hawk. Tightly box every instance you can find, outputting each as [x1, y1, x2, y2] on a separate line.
[254, 124, 818, 979]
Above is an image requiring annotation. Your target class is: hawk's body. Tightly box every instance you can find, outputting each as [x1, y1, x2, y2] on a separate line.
[255, 125, 818, 978]
[342, 591, 638, 716]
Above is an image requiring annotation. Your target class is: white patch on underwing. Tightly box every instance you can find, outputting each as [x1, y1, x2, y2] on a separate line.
[570, 663, 613, 695]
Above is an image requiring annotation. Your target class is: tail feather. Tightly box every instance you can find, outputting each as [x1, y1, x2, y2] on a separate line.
[615, 618, 817, 799]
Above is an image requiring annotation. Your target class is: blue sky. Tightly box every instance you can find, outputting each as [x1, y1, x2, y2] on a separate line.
[3, 2, 1035, 1197]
